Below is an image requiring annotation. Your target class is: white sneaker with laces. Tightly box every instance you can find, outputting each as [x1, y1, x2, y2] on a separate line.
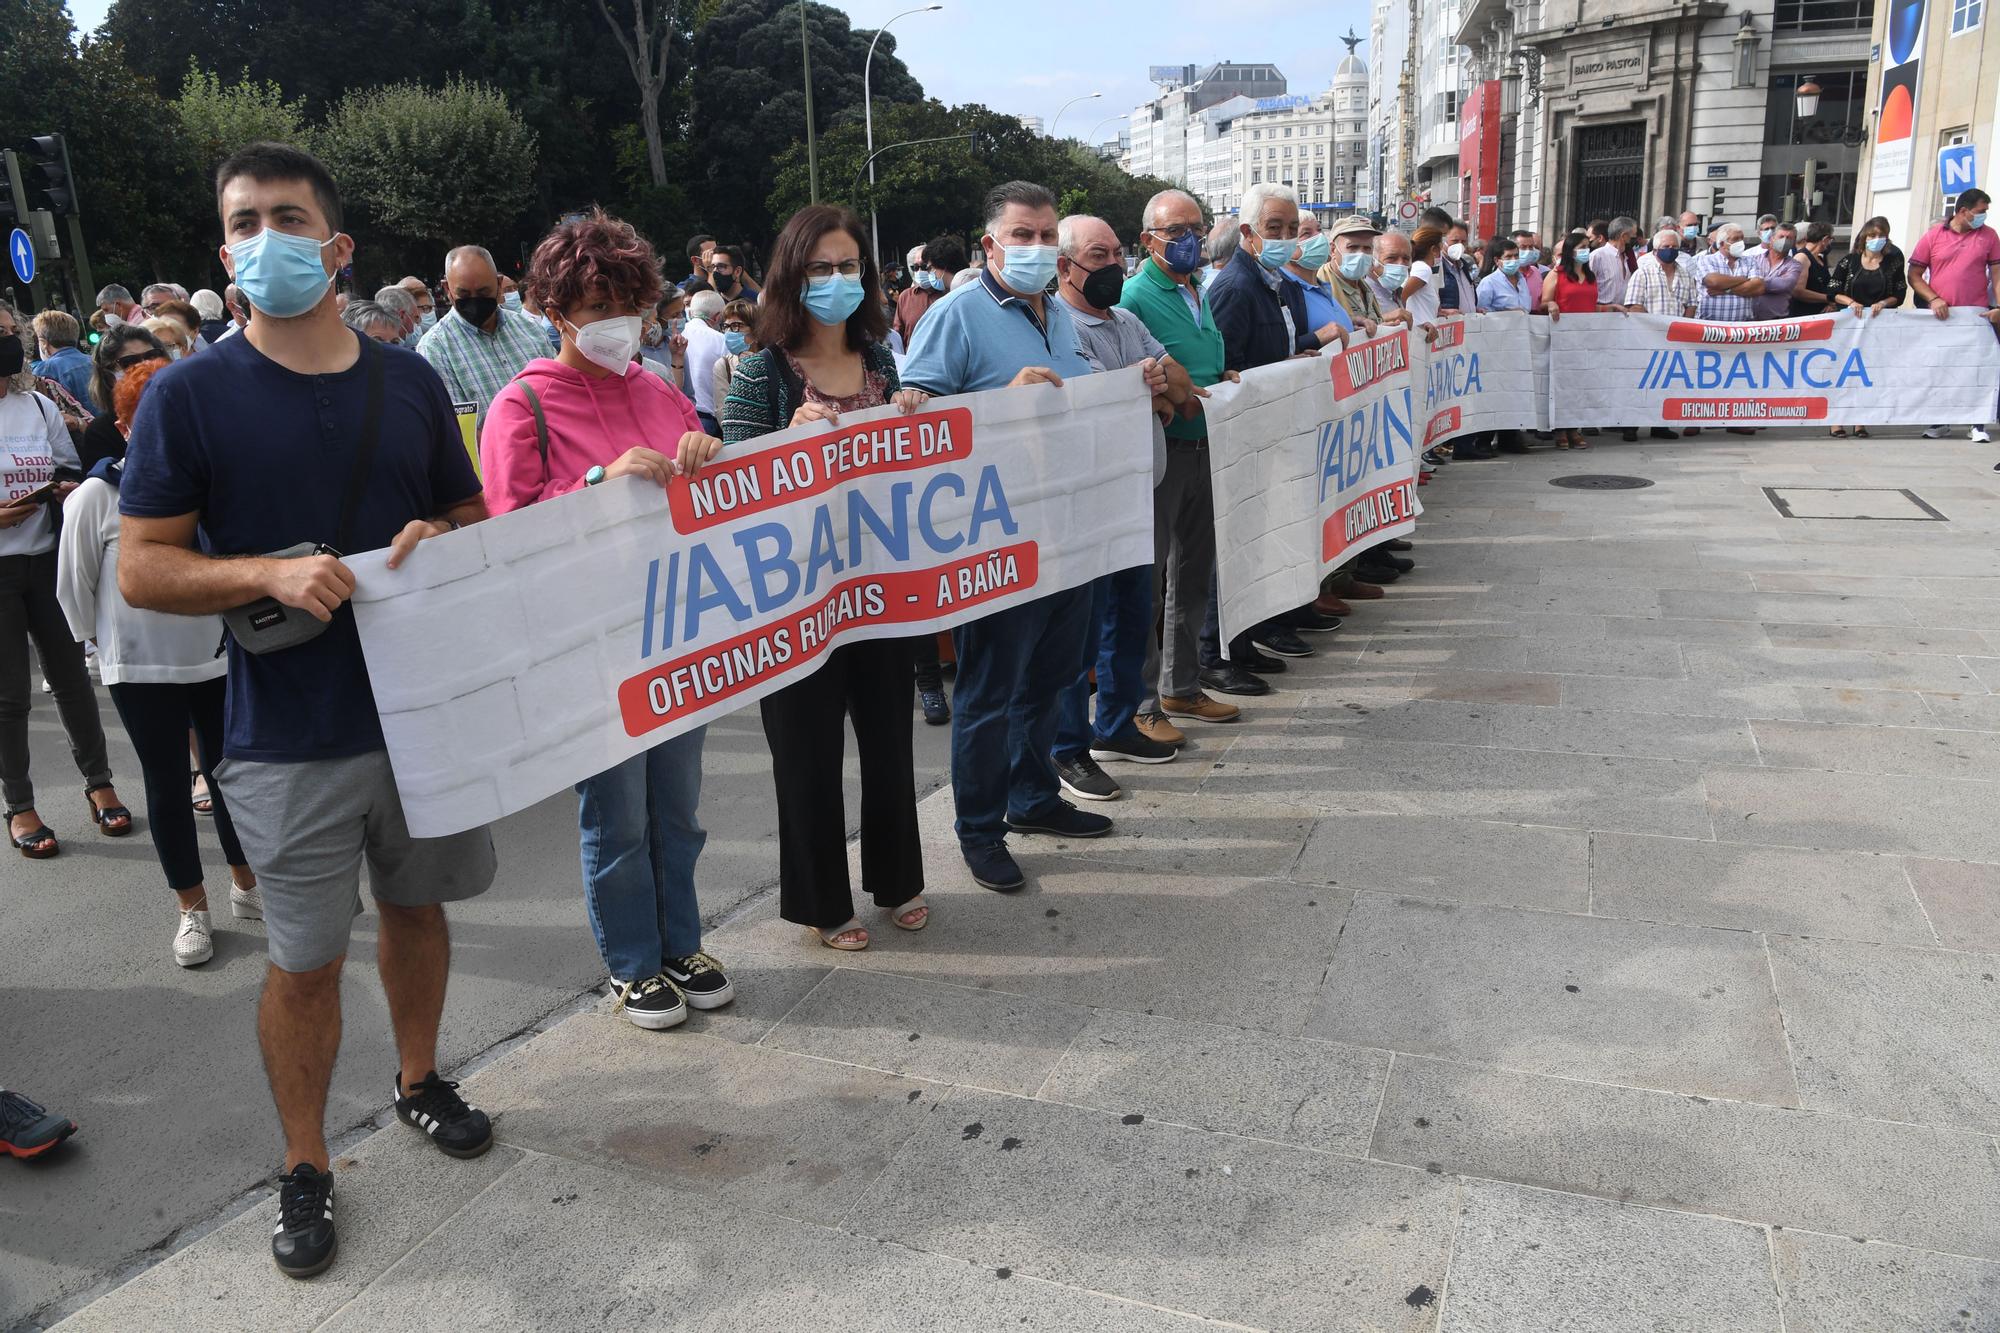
[1972, 426, 1992, 444]
[1922, 425, 1951, 439]
[230, 883, 263, 920]
[174, 909, 214, 967]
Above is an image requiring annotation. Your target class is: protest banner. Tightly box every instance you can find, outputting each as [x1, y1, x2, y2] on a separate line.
[1549, 309, 1999, 427]
[348, 367, 1155, 838]
[1418, 312, 1549, 443]
[1202, 327, 1422, 644]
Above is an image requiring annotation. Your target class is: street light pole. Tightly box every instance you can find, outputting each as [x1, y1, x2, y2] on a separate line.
[864, 4, 944, 275]
[1083, 113, 1128, 152]
[801, 1, 819, 202]
[1048, 92, 1102, 142]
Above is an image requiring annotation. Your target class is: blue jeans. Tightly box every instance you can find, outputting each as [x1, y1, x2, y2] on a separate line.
[576, 726, 707, 983]
[950, 584, 1095, 846]
[1054, 565, 1155, 760]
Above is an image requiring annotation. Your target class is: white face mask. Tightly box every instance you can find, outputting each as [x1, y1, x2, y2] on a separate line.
[566, 314, 644, 374]
[1446, 242, 1466, 262]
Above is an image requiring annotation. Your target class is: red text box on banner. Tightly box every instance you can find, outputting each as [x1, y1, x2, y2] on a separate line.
[1324, 478, 1418, 564]
[1330, 330, 1413, 400]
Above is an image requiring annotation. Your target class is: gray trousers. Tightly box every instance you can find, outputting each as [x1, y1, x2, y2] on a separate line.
[0, 550, 111, 812]
[1141, 442, 1216, 711]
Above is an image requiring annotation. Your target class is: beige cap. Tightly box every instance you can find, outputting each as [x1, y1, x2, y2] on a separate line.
[1326, 215, 1382, 240]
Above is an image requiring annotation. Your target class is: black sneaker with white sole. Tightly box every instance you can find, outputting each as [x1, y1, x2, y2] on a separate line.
[612, 973, 688, 1029]
[662, 952, 735, 1009]
[1089, 731, 1177, 765]
[271, 1163, 337, 1279]
[393, 1071, 494, 1159]
[1055, 754, 1121, 801]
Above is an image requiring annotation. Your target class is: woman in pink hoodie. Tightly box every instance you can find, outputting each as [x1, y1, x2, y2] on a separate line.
[479, 212, 730, 1034]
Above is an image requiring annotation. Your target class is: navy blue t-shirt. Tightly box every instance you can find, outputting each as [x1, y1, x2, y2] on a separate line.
[121, 328, 479, 763]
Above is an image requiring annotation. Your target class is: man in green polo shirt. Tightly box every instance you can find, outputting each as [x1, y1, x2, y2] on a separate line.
[1120, 188, 1243, 737]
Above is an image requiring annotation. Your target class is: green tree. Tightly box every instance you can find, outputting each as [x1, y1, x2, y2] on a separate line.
[318, 77, 539, 279]
[689, 0, 924, 245]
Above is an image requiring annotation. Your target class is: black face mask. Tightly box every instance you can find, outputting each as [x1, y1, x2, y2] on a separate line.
[0, 334, 22, 378]
[1074, 260, 1126, 310]
[454, 295, 499, 327]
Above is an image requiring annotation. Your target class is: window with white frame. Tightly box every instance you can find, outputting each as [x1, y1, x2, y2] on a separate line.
[1954, 0, 1982, 32]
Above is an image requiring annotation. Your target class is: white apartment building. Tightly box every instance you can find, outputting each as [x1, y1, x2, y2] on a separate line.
[1365, 0, 1413, 211]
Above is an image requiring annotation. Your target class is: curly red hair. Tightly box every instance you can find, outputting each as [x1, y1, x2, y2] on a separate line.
[114, 356, 167, 433]
[522, 210, 664, 322]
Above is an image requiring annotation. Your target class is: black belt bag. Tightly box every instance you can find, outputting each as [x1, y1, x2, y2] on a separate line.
[221, 338, 385, 656]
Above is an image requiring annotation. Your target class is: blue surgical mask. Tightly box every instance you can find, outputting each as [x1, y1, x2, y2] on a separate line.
[1338, 251, 1373, 281]
[724, 330, 749, 355]
[417, 310, 436, 333]
[503, 291, 522, 310]
[1574, 246, 1592, 265]
[803, 273, 866, 325]
[1380, 262, 1410, 287]
[225, 227, 336, 319]
[998, 245, 1058, 295]
[1160, 229, 1204, 275]
[1500, 259, 1521, 276]
[1865, 235, 1887, 253]
[1520, 248, 1541, 266]
[1973, 212, 1990, 229]
[1257, 237, 1297, 271]
[1760, 228, 1774, 244]
[1297, 233, 1331, 270]
[1656, 246, 1679, 265]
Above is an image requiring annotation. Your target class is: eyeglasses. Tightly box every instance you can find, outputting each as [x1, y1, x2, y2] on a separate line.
[114, 350, 168, 370]
[804, 260, 864, 279]
[1146, 223, 1206, 242]
[722, 321, 751, 333]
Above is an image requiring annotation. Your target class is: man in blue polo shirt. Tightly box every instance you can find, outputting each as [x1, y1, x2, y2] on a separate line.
[899, 180, 1112, 893]
[118, 142, 497, 1282]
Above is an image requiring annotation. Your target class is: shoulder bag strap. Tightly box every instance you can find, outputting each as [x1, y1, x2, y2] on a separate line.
[332, 336, 385, 556]
[518, 380, 551, 472]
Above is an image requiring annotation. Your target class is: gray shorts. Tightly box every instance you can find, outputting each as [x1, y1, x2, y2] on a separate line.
[214, 749, 497, 973]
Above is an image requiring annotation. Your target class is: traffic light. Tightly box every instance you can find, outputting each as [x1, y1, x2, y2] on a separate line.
[22, 134, 76, 216]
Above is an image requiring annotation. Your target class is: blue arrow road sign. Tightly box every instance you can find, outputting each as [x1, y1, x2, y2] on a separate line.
[7, 228, 33, 284]
[1941, 143, 1978, 197]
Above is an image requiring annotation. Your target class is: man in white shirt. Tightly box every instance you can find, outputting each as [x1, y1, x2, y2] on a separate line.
[682, 289, 728, 434]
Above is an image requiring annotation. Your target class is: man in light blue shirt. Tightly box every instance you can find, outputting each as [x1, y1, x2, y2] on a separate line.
[900, 181, 1107, 893]
[1474, 243, 1535, 313]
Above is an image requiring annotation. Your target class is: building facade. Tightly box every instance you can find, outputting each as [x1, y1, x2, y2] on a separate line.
[1453, 0, 1871, 238]
[1853, 0, 1997, 246]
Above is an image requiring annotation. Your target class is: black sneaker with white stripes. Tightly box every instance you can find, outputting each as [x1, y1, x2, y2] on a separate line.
[393, 1070, 493, 1159]
[271, 1162, 337, 1279]
[662, 952, 735, 1010]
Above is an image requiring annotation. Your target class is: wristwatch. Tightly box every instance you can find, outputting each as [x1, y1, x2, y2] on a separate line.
[585, 465, 607, 486]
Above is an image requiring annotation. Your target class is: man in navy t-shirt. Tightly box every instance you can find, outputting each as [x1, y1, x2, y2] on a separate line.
[118, 142, 497, 1282]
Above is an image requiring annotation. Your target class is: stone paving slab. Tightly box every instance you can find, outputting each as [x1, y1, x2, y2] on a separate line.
[1311, 896, 1797, 1101]
[318, 1151, 1233, 1333]
[1586, 833, 1935, 944]
[1293, 813, 1588, 911]
[1769, 1228, 2000, 1333]
[1751, 718, 2000, 781]
[1903, 857, 2000, 952]
[1704, 765, 2000, 861]
[1766, 935, 2000, 1135]
[845, 1088, 1458, 1333]
[1038, 1009, 1392, 1156]
[1372, 1056, 2000, 1259]
[1438, 1180, 1779, 1333]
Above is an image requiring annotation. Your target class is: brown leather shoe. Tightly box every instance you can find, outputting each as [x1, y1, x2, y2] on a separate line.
[1344, 580, 1385, 600]
[1159, 692, 1241, 724]
[1313, 594, 1352, 617]
[1135, 711, 1187, 747]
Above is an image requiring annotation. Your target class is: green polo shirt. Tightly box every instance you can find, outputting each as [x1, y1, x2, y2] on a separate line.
[1118, 258, 1226, 442]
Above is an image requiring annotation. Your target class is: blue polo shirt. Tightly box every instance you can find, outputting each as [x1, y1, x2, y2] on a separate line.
[1281, 269, 1353, 336]
[899, 268, 1097, 395]
[120, 328, 480, 763]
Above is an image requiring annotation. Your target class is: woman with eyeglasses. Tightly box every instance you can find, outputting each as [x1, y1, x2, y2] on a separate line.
[0, 298, 131, 859]
[79, 326, 170, 472]
[721, 204, 931, 952]
[709, 300, 758, 407]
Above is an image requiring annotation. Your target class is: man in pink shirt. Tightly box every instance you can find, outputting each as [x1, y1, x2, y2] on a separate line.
[1913, 189, 2000, 442]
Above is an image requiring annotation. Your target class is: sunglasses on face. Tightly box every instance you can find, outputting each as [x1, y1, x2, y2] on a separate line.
[115, 350, 169, 370]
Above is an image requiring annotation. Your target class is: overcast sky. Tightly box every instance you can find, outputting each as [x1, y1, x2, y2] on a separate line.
[65, 0, 1375, 140]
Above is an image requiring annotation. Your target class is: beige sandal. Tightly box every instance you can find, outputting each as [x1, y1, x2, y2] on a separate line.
[812, 918, 869, 951]
[889, 895, 929, 931]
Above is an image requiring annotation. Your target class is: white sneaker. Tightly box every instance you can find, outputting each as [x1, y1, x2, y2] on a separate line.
[1972, 426, 1992, 444]
[1923, 425, 1951, 439]
[229, 883, 263, 920]
[173, 910, 215, 967]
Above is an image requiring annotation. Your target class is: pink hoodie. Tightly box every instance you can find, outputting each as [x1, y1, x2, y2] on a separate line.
[480, 357, 702, 515]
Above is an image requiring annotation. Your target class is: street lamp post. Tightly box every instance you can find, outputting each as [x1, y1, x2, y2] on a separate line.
[1083, 113, 1128, 153]
[1048, 92, 1103, 141]
[801, 1, 819, 202]
[864, 4, 944, 275]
